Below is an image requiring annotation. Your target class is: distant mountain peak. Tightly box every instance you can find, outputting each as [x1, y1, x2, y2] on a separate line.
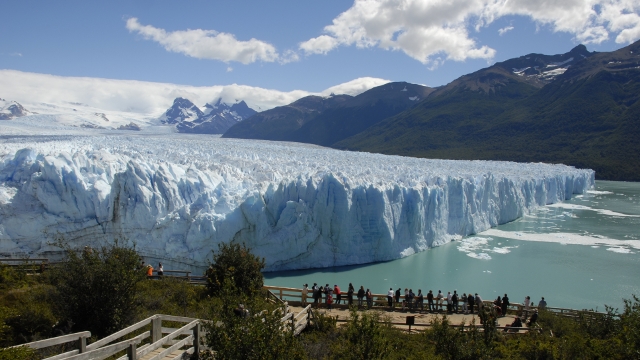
[0, 99, 31, 120]
[160, 97, 203, 124]
[161, 97, 256, 134]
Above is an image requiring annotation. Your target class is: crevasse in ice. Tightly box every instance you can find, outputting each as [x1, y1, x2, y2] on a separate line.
[0, 135, 594, 271]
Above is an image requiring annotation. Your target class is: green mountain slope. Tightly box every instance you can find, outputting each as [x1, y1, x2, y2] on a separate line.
[222, 95, 352, 141]
[223, 82, 433, 145]
[336, 41, 640, 181]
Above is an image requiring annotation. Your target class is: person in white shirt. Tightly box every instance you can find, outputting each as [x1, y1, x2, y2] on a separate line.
[387, 288, 394, 309]
[436, 290, 444, 312]
[446, 292, 453, 313]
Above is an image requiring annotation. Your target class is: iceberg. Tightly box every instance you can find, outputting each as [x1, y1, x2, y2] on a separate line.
[0, 135, 594, 271]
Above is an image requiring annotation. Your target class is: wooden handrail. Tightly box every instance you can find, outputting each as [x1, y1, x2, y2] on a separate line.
[16, 331, 90, 350]
[86, 315, 155, 351]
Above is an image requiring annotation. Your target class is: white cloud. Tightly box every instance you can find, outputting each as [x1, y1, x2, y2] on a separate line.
[320, 77, 390, 96]
[126, 18, 280, 64]
[498, 26, 514, 36]
[300, 35, 340, 55]
[226, 67, 233, 72]
[301, 0, 640, 66]
[0, 70, 388, 114]
[10, 52, 22, 57]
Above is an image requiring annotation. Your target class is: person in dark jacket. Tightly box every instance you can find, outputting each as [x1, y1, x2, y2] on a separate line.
[395, 288, 401, 304]
[468, 293, 475, 314]
[502, 294, 510, 317]
[357, 286, 366, 308]
[427, 290, 435, 312]
[347, 283, 355, 306]
[527, 309, 539, 326]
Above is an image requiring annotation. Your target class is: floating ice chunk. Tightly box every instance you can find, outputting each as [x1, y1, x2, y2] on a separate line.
[482, 229, 640, 251]
[469, 253, 491, 260]
[586, 190, 614, 195]
[547, 203, 639, 217]
[607, 247, 634, 254]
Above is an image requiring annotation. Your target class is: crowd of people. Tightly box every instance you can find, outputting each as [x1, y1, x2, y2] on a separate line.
[299, 283, 547, 323]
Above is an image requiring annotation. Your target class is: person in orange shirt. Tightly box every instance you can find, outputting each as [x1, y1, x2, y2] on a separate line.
[146, 264, 154, 277]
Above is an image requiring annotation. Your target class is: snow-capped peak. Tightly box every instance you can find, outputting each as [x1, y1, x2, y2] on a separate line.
[0, 99, 32, 120]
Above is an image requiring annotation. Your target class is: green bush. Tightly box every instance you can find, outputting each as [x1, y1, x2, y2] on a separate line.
[204, 242, 265, 297]
[201, 278, 305, 360]
[49, 241, 146, 337]
[0, 346, 39, 360]
[331, 308, 394, 360]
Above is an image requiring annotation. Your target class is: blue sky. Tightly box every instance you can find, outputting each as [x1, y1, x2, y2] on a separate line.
[1, 1, 639, 112]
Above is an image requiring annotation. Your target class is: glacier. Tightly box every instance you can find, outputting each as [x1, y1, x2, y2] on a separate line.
[0, 134, 594, 271]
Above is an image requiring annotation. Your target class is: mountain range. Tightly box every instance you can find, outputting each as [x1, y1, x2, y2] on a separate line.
[160, 98, 257, 134]
[223, 41, 640, 181]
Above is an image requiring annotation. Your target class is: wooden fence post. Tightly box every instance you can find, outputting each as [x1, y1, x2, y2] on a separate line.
[127, 342, 137, 360]
[152, 316, 162, 343]
[193, 322, 200, 359]
[78, 335, 86, 353]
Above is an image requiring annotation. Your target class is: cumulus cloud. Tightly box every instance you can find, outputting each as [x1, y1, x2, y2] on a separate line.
[126, 18, 282, 64]
[498, 26, 514, 36]
[301, 0, 640, 65]
[0, 70, 388, 114]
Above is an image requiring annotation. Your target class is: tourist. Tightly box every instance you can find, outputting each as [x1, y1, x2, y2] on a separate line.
[146, 264, 154, 277]
[357, 286, 365, 308]
[327, 291, 333, 310]
[326, 284, 333, 307]
[436, 290, 444, 312]
[395, 288, 401, 306]
[403, 288, 409, 311]
[366, 288, 373, 309]
[408, 289, 415, 311]
[461, 293, 468, 313]
[538, 297, 547, 309]
[528, 309, 539, 326]
[524, 295, 531, 318]
[427, 290, 435, 312]
[312, 283, 320, 307]
[334, 284, 341, 304]
[452, 290, 459, 313]
[157, 262, 164, 276]
[475, 293, 483, 312]
[348, 283, 355, 306]
[468, 293, 475, 314]
[504, 317, 523, 333]
[417, 289, 424, 312]
[387, 288, 394, 309]
[502, 294, 510, 317]
[446, 291, 452, 313]
[494, 296, 502, 316]
[302, 284, 309, 306]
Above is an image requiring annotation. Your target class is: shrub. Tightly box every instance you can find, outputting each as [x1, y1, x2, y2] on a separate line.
[204, 242, 265, 297]
[332, 308, 394, 360]
[0, 346, 39, 360]
[201, 278, 305, 360]
[50, 241, 146, 337]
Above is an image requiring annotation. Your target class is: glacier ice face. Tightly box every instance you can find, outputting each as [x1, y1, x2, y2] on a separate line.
[0, 135, 594, 271]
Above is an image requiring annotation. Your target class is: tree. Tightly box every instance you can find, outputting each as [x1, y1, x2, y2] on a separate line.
[204, 242, 265, 297]
[50, 241, 145, 337]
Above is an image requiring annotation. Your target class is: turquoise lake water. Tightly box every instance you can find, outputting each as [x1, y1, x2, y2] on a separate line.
[264, 181, 640, 311]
